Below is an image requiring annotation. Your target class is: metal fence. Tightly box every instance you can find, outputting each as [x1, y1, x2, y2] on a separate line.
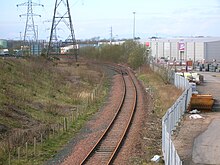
[149, 63, 192, 164]
[162, 73, 192, 165]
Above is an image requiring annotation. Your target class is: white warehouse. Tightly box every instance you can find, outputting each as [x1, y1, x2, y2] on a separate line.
[145, 37, 220, 62]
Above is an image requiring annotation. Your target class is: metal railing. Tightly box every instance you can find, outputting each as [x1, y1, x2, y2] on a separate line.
[162, 73, 192, 165]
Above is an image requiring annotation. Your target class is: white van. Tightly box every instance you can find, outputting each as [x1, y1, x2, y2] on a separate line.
[0, 49, 9, 56]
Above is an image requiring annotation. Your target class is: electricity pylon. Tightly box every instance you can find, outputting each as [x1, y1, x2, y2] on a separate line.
[47, 0, 78, 61]
[17, 0, 43, 42]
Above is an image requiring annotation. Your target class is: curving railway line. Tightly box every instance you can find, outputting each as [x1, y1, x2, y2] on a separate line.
[56, 64, 145, 165]
[80, 67, 138, 164]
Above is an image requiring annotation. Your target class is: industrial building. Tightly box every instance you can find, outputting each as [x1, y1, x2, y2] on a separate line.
[0, 39, 7, 49]
[145, 37, 220, 63]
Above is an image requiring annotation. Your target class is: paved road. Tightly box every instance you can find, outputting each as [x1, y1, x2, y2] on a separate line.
[197, 72, 220, 102]
[192, 72, 220, 165]
[192, 119, 220, 164]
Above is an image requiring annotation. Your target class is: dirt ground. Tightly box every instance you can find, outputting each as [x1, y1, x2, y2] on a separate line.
[172, 113, 220, 164]
[172, 72, 220, 164]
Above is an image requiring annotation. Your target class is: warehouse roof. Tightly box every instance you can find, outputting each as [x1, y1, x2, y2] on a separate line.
[141, 37, 220, 43]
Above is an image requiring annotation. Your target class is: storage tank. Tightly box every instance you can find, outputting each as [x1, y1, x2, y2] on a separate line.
[0, 39, 7, 48]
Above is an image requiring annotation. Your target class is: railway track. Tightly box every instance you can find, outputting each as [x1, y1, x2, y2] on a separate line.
[80, 67, 137, 164]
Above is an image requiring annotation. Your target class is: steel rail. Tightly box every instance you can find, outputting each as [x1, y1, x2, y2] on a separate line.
[80, 67, 137, 164]
[107, 68, 137, 164]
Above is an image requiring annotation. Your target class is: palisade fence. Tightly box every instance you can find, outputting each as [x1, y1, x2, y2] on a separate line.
[150, 63, 192, 165]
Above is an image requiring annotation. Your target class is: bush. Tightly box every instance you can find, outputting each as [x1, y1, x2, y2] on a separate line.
[80, 40, 148, 69]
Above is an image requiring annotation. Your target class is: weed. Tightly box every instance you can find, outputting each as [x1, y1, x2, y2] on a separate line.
[0, 57, 109, 164]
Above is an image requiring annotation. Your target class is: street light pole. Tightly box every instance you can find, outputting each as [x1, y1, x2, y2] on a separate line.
[133, 11, 136, 40]
[20, 32, 22, 41]
[110, 26, 113, 44]
[19, 32, 22, 49]
[35, 25, 38, 41]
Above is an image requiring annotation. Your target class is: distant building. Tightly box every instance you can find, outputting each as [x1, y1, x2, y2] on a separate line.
[0, 39, 7, 49]
[60, 44, 79, 54]
[143, 37, 220, 62]
[98, 41, 125, 46]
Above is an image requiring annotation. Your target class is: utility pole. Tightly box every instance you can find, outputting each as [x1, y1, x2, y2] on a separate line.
[133, 12, 136, 40]
[20, 32, 22, 41]
[17, 0, 43, 42]
[47, 0, 78, 61]
[19, 32, 23, 55]
[110, 26, 113, 44]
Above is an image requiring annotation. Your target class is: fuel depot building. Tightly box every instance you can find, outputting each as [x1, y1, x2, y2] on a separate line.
[145, 37, 220, 63]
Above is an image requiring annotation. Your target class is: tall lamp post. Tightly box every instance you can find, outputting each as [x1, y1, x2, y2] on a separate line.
[35, 25, 38, 41]
[133, 11, 136, 40]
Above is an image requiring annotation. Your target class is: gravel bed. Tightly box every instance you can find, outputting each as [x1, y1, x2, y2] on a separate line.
[113, 70, 151, 164]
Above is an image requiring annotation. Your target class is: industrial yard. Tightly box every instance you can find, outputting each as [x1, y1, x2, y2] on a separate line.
[172, 72, 220, 164]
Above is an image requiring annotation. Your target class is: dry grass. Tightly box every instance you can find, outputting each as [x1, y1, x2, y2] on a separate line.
[137, 65, 182, 164]
[138, 65, 182, 116]
[0, 58, 102, 127]
[0, 57, 107, 164]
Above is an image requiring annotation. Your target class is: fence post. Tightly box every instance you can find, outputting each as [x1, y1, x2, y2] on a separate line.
[87, 95, 89, 105]
[71, 110, 74, 123]
[63, 117, 67, 131]
[7, 137, 11, 165]
[17, 147, 20, 162]
[185, 88, 189, 112]
[8, 151, 11, 165]
[48, 126, 50, 140]
[58, 123, 60, 135]
[40, 134, 43, 147]
[68, 116, 71, 129]
[25, 142, 28, 159]
[65, 117, 67, 131]
[91, 92, 94, 102]
[34, 137, 36, 156]
[52, 126, 55, 136]
[76, 106, 79, 118]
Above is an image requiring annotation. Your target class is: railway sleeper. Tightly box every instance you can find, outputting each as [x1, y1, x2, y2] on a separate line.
[95, 152, 113, 158]
[97, 147, 115, 152]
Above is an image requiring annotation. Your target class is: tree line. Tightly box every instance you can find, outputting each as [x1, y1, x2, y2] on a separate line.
[80, 40, 149, 69]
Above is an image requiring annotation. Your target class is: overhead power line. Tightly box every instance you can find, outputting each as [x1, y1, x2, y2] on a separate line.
[17, 0, 44, 42]
[47, 0, 78, 61]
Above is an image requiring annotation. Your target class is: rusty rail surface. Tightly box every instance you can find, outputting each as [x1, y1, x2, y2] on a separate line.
[80, 67, 137, 165]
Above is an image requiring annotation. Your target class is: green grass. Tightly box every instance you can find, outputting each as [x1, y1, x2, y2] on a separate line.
[0, 57, 110, 164]
[0, 116, 21, 128]
[0, 58, 84, 126]
[9, 81, 109, 165]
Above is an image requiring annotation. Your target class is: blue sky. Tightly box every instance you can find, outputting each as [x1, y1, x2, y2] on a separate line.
[0, 0, 220, 40]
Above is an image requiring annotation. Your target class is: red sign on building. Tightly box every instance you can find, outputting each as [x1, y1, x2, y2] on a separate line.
[178, 42, 185, 51]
